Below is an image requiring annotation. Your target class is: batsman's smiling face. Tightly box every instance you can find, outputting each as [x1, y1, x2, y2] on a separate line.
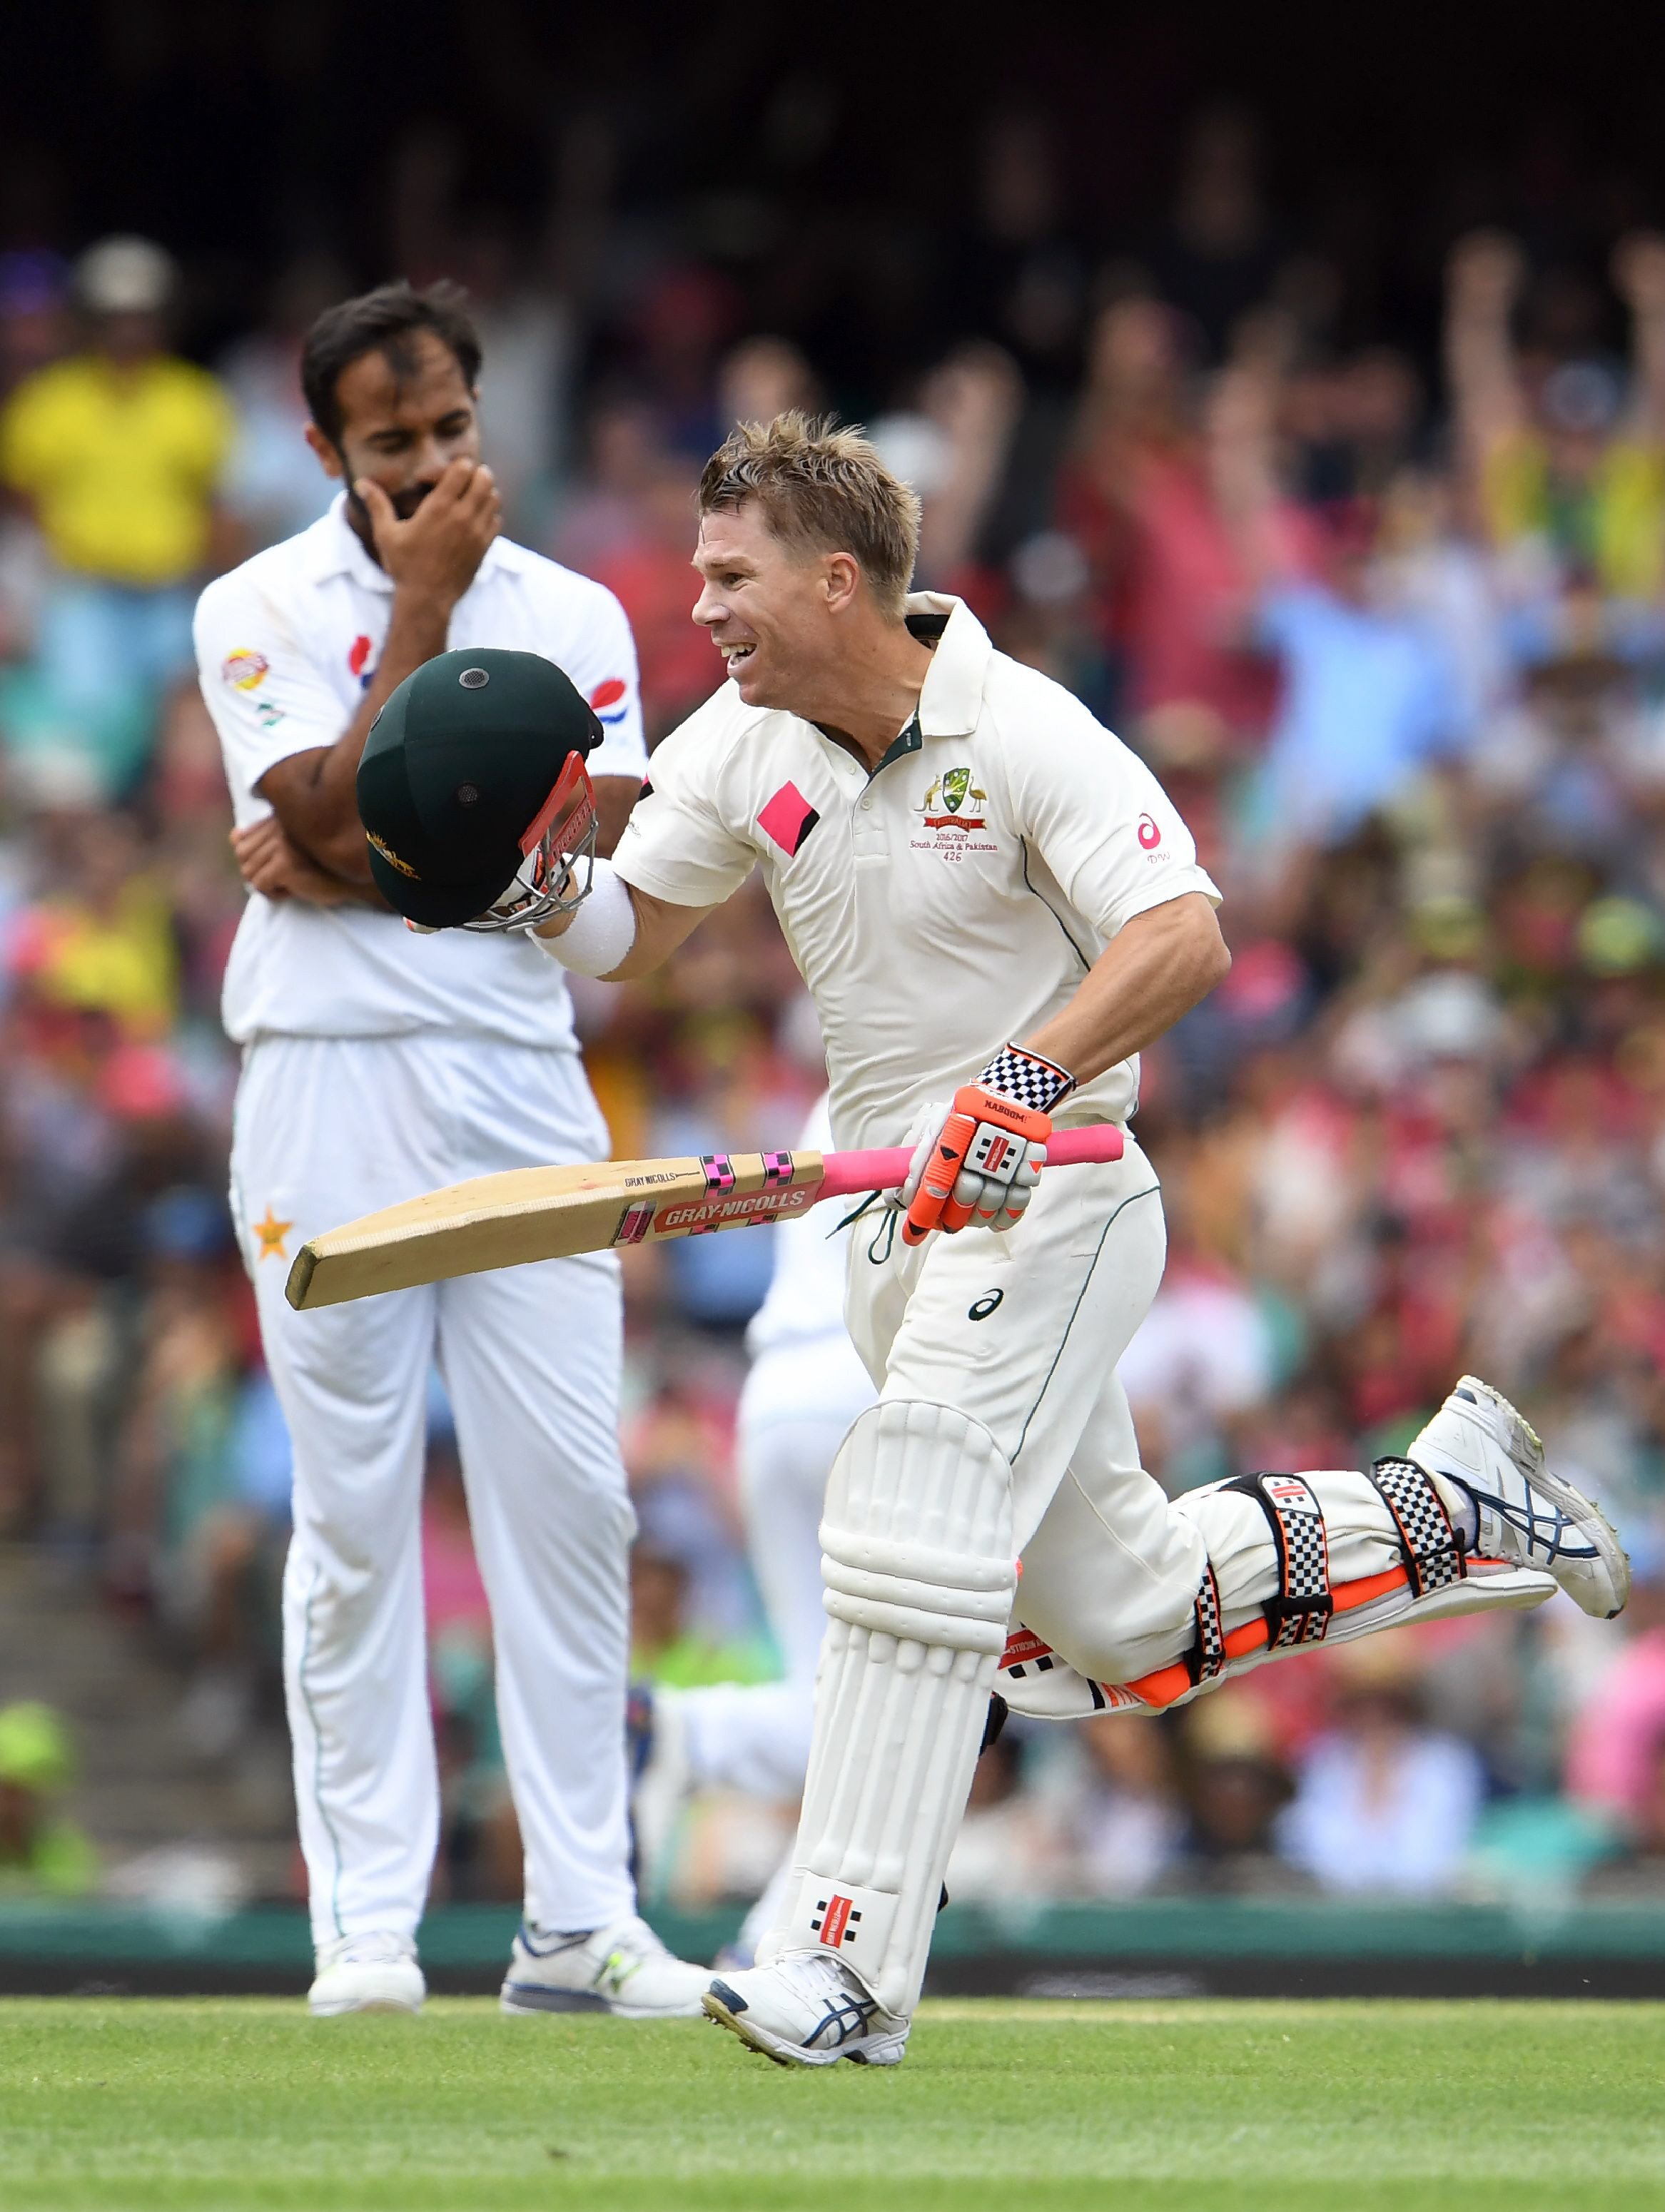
[306, 330, 482, 523]
[692, 503, 853, 711]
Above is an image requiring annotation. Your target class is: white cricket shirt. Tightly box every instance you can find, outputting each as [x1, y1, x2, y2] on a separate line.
[196, 494, 649, 1047]
[612, 594, 1220, 1151]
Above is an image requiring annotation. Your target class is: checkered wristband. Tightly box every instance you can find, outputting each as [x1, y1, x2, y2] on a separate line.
[977, 1043, 1077, 1115]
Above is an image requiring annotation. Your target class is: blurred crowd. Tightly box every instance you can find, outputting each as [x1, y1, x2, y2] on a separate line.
[7, 101, 1665, 1914]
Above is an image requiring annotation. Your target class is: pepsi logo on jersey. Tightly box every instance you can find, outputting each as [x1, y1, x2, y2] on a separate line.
[589, 677, 629, 726]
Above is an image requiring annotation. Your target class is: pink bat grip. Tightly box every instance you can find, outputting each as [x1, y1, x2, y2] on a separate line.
[814, 1122, 1125, 1204]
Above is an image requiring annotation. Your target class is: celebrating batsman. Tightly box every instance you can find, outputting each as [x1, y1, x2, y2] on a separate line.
[358, 413, 1629, 2068]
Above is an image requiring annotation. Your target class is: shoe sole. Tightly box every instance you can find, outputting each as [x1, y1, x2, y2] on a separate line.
[500, 1986, 609, 2016]
[308, 1997, 422, 2017]
[701, 1990, 906, 2066]
[501, 1983, 704, 2020]
[1448, 1376, 1631, 1619]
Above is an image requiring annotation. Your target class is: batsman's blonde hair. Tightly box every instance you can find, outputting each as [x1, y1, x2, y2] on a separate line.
[697, 412, 920, 620]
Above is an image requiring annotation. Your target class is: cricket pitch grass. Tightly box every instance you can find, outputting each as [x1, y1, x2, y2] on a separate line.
[3, 1996, 1663, 2211]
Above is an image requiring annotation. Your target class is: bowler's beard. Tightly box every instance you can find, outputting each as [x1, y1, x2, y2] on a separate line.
[343, 468, 436, 559]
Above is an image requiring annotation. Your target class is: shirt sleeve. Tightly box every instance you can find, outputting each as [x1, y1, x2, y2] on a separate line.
[1008, 695, 1221, 939]
[193, 571, 350, 815]
[610, 717, 756, 909]
[545, 577, 650, 782]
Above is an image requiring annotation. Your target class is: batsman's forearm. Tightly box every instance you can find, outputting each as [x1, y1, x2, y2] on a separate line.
[1023, 892, 1230, 1088]
[536, 870, 712, 980]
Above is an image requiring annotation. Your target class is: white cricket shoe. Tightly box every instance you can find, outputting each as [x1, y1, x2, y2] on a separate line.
[703, 1951, 911, 2068]
[1410, 1375, 1629, 1620]
[500, 1914, 708, 2018]
[308, 1932, 425, 2016]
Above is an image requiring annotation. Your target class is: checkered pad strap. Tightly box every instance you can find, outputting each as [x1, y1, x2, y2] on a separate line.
[1228, 1472, 1335, 1648]
[1365, 1456, 1467, 1598]
[1187, 1563, 1228, 1687]
[977, 1042, 1077, 1115]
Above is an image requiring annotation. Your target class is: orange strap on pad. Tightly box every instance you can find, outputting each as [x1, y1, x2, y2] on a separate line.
[1122, 1562, 1412, 1710]
[1113, 1471, 1419, 1712]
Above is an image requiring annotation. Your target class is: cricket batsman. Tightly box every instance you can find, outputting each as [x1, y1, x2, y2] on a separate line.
[355, 413, 1630, 2066]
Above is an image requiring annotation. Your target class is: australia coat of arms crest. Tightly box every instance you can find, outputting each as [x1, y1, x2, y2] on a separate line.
[920, 766, 988, 831]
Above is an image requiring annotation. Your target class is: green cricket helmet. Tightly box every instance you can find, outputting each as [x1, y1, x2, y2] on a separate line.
[355, 647, 602, 931]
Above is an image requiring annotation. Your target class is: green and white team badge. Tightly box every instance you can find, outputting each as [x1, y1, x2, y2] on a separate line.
[914, 766, 996, 858]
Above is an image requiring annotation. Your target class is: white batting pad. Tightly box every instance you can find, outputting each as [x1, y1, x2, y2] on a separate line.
[764, 1400, 1016, 2018]
[1001, 1464, 1557, 1720]
[1170, 1466, 1554, 1651]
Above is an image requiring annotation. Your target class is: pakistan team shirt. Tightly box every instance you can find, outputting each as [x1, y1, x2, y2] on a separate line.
[612, 593, 1221, 1152]
[196, 495, 648, 1047]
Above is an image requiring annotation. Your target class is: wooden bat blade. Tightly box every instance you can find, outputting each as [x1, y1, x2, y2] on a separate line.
[285, 1150, 826, 1310]
[283, 1123, 1126, 1313]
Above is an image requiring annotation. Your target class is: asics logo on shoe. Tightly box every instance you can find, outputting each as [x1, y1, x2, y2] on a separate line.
[803, 1994, 879, 2049]
[1478, 1490, 1600, 1560]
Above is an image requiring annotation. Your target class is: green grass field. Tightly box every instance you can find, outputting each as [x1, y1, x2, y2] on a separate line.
[2, 1997, 1663, 2211]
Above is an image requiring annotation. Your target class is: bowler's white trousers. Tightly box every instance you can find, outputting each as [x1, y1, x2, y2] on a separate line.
[231, 1033, 637, 1948]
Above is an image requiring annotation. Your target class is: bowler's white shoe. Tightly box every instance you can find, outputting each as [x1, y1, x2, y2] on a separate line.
[703, 1951, 911, 2068]
[500, 1914, 707, 2018]
[308, 1932, 425, 2016]
[1410, 1376, 1629, 1619]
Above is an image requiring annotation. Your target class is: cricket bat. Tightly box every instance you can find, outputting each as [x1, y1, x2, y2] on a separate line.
[284, 1123, 1125, 1311]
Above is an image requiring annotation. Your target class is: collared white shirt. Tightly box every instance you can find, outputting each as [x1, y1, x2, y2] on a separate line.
[613, 594, 1220, 1150]
[195, 494, 649, 1047]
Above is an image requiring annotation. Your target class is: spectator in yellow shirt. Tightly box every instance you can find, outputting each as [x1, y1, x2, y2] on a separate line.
[0, 238, 234, 795]
[1445, 228, 1665, 602]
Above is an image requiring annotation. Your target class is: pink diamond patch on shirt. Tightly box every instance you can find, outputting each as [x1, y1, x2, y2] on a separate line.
[757, 781, 820, 858]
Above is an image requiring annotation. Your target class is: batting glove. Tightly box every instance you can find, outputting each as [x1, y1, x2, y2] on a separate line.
[896, 1043, 1077, 1243]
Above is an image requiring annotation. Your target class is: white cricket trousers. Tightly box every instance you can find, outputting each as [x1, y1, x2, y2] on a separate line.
[231, 1033, 637, 1949]
[843, 1131, 1414, 1684]
[677, 1336, 876, 1799]
[844, 1133, 1188, 1680]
